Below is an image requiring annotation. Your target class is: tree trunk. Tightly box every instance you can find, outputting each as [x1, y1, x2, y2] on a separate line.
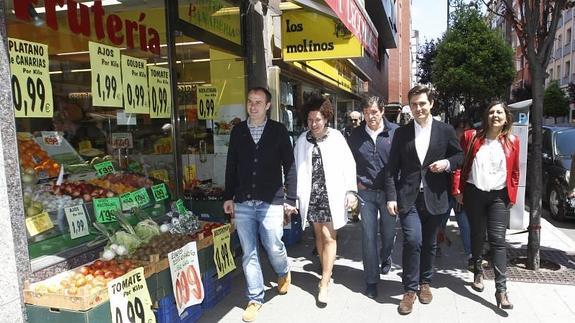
[527, 64, 543, 271]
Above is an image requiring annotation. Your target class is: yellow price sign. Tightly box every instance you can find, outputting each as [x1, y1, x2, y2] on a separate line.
[107, 267, 156, 323]
[8, 38, 54, 118]
[148, 66, 172, 119]
[196, 86, 218, 120]
[184, 165, 197, 183]
[121, 55, 149, 114]
[78, 140, 92, 153]
[89, 42, 123, 107]
[150, 169, 170, 182]
[153, 137, 172, 154]
[212, 224, 236, 278]
[25, 211, 54, 237]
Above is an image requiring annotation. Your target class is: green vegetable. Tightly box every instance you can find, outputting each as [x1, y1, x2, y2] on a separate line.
[111, 231, 141, 254]
[134, 219, 161, 243]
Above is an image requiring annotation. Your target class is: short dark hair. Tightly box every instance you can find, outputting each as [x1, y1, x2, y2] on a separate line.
[248, 87, 272, 103]
[408, 85, 435, 103]
[361, 96, 384, 112]
[301, 95, 334, 122]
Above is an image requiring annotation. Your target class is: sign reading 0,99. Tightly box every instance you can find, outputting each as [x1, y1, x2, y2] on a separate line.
[148, 66, 171, 119]
[121, 55, 149, 114]
[8, 38, 54, 118]
[89, 42, 123, 107]
[196, 86, 218, 120]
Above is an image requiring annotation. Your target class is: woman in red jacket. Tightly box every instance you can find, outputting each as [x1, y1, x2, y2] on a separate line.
[452, 101, 519, 310]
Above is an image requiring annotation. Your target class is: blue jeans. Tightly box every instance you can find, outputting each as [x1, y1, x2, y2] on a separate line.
[358, 190, 397, 285]
[234, 201, 289, 304]
[399, 193, 441, 292]
[440, 197, 472, 256]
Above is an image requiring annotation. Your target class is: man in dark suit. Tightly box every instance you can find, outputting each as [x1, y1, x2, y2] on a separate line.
[384, 85, 463, 315]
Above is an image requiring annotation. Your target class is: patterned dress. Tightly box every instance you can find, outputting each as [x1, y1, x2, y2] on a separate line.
[306, 131, 332, 223]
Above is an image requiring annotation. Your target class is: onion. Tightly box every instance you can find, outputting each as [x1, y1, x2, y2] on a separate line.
[160, 224, 171, 233]
[116, 245, 128, 256]
[102, 249, 116, 260]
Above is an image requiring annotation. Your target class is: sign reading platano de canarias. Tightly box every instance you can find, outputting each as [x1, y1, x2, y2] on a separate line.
[8, 38, 54, 118]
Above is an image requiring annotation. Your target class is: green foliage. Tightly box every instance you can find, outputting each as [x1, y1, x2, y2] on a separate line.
[417, 39, 438, 85]
[432, 4, 515, 117]
[544, 81, 569, 120]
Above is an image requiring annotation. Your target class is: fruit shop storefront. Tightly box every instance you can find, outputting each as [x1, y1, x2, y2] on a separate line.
[0, 0, 249, 322]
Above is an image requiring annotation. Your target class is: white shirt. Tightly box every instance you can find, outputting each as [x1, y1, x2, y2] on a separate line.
[468, 139, 507, 191]
[414, 119, 432, 165]
[365, 122, 384, 144]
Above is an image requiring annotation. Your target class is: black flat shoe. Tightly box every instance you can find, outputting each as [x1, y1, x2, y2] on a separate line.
[364, 284, 378, 299]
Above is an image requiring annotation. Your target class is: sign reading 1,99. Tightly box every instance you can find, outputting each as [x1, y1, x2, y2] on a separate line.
[122, 55, 149, 114]
[196, 86, 218, 120]
[8, 38, 54, 118]
[89, 42, 123, 107]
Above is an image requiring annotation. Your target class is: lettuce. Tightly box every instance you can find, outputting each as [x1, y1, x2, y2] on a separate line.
[134, 219, 161, 243]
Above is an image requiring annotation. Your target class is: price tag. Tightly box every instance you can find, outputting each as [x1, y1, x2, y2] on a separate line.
[148, 65, 172, 119]
[153, 137, 172, 154]
[175, 199, 188, 215]
[64, 205, 90, 239]
[120, 192, 137, 211]
[41, 131, 61, 146]
[107, 267, 155, 323]
[168, 242, 204, 315]
[94, 161, 115, 177]
[132, 188, 150, 207]
[8, 38, 54, 118]
[196, 86, 218, 120]
[25, 211, 54, 236]
[78, 140, 93, 153]
[121, 55, 149, 114]
[212, 224, 236, 278]
[150, 169, 169, 182]
[152, 183, 169, 202]
[111, 132, 133, 149]
[89, 42, 123, 107]
[93, 197, 121, 223]
[184, 165, 197, 183]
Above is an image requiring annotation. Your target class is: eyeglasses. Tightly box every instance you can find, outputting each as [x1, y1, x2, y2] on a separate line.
[351, 119, 360, 122]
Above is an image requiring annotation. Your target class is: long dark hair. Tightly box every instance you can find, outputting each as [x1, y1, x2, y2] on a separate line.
[479, 101, 513, 141]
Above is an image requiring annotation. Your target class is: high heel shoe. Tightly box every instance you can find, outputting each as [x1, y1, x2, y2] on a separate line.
[495, 291, 513, 309]
[471, 273, 484, 292]
[318, 282, 329, 304]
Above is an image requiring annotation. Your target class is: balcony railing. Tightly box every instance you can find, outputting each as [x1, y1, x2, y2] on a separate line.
[556, 47, 563, 59]
[564, 43, 572, 56]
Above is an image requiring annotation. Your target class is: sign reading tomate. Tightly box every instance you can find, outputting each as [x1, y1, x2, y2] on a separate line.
[8, 38, 54, 118]
[148, 66, 171, 119]
[107, 267, 156, 323]
[168, 241, 204, 315]
[89, 42, 123, 107]
[121, 55, 149, 114]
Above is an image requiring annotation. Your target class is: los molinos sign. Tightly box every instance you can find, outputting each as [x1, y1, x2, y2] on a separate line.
[282, 11, 363, 61]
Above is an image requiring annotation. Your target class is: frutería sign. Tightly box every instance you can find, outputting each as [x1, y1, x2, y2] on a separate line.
[282, 11, 363, 61]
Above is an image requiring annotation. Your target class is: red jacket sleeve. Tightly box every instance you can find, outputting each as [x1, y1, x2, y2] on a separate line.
[451, 131, 470, 196]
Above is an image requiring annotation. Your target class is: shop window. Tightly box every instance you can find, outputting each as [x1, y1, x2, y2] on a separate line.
[6, 1, 175, 261]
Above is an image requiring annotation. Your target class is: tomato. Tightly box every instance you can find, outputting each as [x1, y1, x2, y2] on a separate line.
[104, 271, 114, 279]
[92, 269, 104, 277]
[79, 266, 91, 275]
[93, 260, 104, 269]
[122, 260, 132, 269]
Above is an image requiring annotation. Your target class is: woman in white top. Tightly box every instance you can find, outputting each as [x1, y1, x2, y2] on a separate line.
[294, 96, 357, 305]
[452, 101, 520, 310]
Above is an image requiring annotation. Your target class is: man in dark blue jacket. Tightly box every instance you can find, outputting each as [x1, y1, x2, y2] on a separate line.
[348, 96, 399, 299]
[223, 87, 298, 322]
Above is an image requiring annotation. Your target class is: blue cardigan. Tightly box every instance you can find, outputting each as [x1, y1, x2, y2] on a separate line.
[224, 119, 297, 206]
[347, 118, 398, 190]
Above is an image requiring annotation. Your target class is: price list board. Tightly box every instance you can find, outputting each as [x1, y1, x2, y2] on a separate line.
[89, 42, 123, 107]
[121, 55, 149, 114]
[148, 65, 172, 119]
[8, 38, 54, 118]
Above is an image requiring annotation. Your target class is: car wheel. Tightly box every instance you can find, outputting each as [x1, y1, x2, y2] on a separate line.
[549, 183, 566, 222]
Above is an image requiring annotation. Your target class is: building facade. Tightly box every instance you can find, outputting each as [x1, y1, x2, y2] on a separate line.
[387, 0, 411, 106]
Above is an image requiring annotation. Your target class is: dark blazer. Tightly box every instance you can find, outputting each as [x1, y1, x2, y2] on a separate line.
[384, 119, 463, 215]
[223, 119, 297, 206]
[348, 118, 399, 190]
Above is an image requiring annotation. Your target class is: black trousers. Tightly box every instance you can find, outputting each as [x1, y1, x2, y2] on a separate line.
[463, 183, 510, 292]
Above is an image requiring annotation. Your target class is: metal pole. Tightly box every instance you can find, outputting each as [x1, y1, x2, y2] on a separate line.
[447, 0, 450, 29]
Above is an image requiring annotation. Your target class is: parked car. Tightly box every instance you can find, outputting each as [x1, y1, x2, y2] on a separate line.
[539, 125, 575, 221]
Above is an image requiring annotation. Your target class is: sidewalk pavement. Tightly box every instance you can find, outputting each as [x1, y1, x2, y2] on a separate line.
[201, 213, 575, 322]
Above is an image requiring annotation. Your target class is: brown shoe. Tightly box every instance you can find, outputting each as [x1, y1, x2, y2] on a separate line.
[398, 291, 417, 315]
[277, 271, 291, 295]
[418, 283, 433, 304]
[495, 291, 514, 310]
[472, 273, 484, 292]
